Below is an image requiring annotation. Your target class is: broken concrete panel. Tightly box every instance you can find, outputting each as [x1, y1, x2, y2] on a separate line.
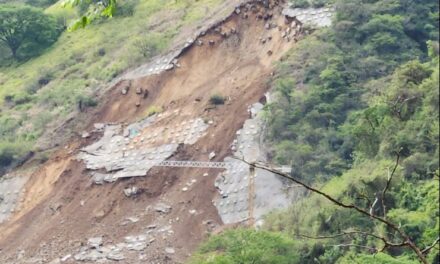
[0, 174, 27, 223]
[282, 6, 334, 28]
[214, 103, 297, 225]
[78, 117, 209, 183]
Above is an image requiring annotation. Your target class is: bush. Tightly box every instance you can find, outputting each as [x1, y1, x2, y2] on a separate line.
[190, 229, 300, 264]
[76, 95, 98, 111]
[0, 141, 30, 168]
[145, 105, 162, 117]
[291, 0, 310, 8]
[310, 0, 327, 8]
[209, 94, 225, 105]
[114, 0, 138, 17]
[135, 38, 160, 58]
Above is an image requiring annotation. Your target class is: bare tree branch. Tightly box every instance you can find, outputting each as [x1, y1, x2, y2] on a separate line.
[331, 243, 378, 252]
[233, 156, 429, 264]
[381, 153, 400, 218]
[421, 237, 440, 255]
[296, 230, 407, 252]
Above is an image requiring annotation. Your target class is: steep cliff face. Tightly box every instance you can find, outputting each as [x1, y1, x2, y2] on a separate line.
[0, 1, 309, 263]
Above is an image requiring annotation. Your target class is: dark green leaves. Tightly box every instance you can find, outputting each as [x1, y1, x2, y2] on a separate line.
[0, 5, 62, 60]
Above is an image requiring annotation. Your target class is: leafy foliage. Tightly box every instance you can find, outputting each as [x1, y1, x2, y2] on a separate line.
[197, 0, 438, 263]
[190, 229, 300, 264]
[0, 0, 224, 173]
[265, 0, 439, 182]
[209, 94, 226, 105]
[62, 0, 117, 30]
[0, 5, 62, 60]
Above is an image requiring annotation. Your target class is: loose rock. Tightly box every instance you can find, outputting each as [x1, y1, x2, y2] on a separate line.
[154, 203, 172, 214]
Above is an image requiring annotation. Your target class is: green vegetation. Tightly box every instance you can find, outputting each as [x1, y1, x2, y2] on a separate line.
[0, 0, 223, 173]
[62, 0, 118, 30]
[266, 0, 439, 182]
[144, 105, 162, 117]
[290, 0, 331, 8]
[0, 5, 62, 60]
[194, 0, 439, 263]
[209, 94, 226, 105]
[190, 229, 300, 264]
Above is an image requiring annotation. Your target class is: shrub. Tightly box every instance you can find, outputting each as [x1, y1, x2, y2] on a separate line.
[97, 48, 106, 57]
[37, 71, 54, 87]
[145, 105, 162, 117]
[310, 0, 327, 8]
[190, 229, 300, 264]
[114, 0, 138, 17]
[76, 95, 98, 111]
[0, 141, 30, 168]
[135, 38, 160, 58]
[209, 94, 225, 105]
[291, 0, 310, 8]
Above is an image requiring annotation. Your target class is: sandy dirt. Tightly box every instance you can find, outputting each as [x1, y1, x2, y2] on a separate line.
[0, 1, 300, 263]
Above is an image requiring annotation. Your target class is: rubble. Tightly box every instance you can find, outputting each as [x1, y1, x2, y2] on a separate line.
[154, 203, 172, 214]
[87, 237, 103, 249]
[124, 187, 139, 197]
[165, 247, 175, 254]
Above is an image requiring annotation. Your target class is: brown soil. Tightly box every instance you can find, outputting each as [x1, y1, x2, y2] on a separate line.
[0, 1, 299, 263]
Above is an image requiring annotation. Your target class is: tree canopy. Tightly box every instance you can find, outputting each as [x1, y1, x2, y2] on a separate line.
[0, 5, 61, 60]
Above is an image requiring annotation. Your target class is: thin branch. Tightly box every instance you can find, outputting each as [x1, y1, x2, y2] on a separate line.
[296, 231, 407, 252]
[421, 237, 440, 255]
[233, 156, 428, 264]
[381, 153, 400, 218]
[331, 243, 377, 251]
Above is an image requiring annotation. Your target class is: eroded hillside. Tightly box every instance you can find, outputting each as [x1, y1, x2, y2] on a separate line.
[0, 1, 323, 263]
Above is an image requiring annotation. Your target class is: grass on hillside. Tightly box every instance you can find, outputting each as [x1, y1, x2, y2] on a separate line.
[0, 0, 223, 169]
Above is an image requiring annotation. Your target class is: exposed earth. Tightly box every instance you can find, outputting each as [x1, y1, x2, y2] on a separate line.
[0, 1, 333, 263]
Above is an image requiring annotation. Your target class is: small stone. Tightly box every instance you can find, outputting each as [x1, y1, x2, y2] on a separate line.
[189, 209, 197, 215]
[135, 87, 143, 94]
[121, 87, 129, 95]
[81, 132, 90, 138]
[87, 237, 103, 249]
[48, 258, 61, 264]
[154, 203, 172, 214]
[93, 123, 105, 130]
[124, 187, 139, 197]
[126, 216, 139, 223]
[165, 247, 175, 254]
[209, 152, 216, 160]
[107, 252, 125, 261]
[182, 187, 188, 192]
[203, 173, 209, 177]
[60, 254, 71, 262]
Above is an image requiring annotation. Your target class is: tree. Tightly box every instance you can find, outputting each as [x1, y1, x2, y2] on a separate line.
[239, 158, 439, 264]
[0, 5, 61, 60]
[62, 0, 117, 30]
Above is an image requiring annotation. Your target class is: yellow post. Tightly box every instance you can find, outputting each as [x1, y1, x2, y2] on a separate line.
[248, 164, 256, 227]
